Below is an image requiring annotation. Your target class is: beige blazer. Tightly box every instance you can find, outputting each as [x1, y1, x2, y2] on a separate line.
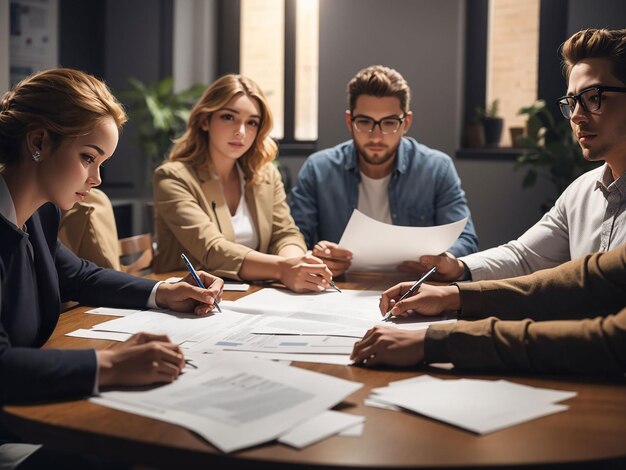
[153, 160, 306, 279]
[58, 188, 121, 270]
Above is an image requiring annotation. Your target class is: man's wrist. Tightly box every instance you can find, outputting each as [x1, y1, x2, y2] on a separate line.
[443, 285, 462, 311]
[458, 260, 472, 281]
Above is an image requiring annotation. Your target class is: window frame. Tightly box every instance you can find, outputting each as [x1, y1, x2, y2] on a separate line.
[217, 0, 317, 156]
[462, 0, 568, 146]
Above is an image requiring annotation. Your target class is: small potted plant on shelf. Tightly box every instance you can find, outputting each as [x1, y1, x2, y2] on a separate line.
[478, 99, 504, 147]
[465, 99, 503, 148]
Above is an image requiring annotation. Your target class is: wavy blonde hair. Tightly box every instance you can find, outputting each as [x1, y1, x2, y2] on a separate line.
[169, 74, 277, 185]
[0, 68, 126, 166]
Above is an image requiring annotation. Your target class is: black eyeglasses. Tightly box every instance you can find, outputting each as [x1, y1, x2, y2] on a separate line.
[557, 85, 626, 119]
[351, 114, 406, 134]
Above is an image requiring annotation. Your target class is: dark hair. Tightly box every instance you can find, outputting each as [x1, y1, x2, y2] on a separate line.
[561, 28, 626, 85]
[0, 68, 127, 165]
[347, 65, 411, 114]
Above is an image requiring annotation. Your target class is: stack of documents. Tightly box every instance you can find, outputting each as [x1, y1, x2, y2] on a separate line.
[92, 353, 363, 452]
[365, 375, 575, 434]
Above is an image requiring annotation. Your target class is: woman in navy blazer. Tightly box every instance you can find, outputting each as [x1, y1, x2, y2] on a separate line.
[0, 69, 224, 468]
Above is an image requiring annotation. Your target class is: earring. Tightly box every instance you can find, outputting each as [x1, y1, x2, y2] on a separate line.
[32, 150, 41, 162]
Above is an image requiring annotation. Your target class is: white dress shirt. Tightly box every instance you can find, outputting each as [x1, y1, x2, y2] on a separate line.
[462, 164, 626, 280]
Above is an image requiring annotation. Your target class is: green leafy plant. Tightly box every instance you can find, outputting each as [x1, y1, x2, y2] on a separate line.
[515, 100, 599, 210]
[119, 77, 206, 170]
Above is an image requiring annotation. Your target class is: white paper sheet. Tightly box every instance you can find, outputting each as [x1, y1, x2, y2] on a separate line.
[190, 313, 359, 355]
[339, 422, 364, 437]
[220, 351, 353, 365]
[92, 354, 362, 453]
[371, 376, 575, 434]
[165, 277, 250, 291]
[86, 307, 145, 317]
[278, 410, 365, 448]
[65, 329, 131, 342]
[91, 309, 248, 345]
[338, 210, 468, 271]
[249, 316, 367, 338]
[223, 288, 384, 327]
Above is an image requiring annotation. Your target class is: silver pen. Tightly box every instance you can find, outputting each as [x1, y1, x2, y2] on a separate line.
[382, 266, 437, 321]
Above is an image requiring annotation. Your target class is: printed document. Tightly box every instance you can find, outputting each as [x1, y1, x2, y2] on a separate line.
[92, 353, 362, 453]
[368, 375, 575, 434]
[339, 209, 468, 271]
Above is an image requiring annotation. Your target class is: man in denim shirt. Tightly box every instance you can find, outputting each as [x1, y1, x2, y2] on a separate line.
[290, 65, 478, 276]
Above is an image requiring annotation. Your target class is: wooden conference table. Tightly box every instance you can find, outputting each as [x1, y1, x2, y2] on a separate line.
[3, 271, 626, 469]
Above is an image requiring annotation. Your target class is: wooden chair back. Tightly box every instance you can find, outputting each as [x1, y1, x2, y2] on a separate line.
[119, 233, 154, 275]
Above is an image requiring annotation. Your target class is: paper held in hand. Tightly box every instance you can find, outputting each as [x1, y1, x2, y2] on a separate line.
[338, 209, 468, 271]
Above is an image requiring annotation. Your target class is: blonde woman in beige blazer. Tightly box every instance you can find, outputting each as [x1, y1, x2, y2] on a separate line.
[154, 74, 333, 293]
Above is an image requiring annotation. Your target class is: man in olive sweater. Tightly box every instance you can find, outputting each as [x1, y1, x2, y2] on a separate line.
[351, 242, 625, 376]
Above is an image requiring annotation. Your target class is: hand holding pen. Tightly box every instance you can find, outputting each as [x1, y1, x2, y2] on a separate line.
[304, 250, 341, 293]
[381, 266, 439, 321]
[180, 254, 223, 313]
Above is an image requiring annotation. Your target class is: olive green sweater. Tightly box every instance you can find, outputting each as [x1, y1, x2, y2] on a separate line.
[425, 244, 626, 376]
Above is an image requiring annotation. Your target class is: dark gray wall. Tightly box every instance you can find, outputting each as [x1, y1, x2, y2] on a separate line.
[102, 0, 172, 200]
[568, 0, 626, 33]
[317, 0, 463, 155]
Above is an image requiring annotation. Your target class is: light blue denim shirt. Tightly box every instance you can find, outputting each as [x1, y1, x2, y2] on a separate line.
[289, 137, 478, 257]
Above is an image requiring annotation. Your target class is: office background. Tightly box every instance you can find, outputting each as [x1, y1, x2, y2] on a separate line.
[1, 0, 625, 249]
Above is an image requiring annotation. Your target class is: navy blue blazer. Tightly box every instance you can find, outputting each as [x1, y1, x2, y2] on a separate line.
[0, 203, 157, 407]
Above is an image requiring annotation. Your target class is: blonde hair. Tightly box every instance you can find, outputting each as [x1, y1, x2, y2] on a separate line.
[347, 65, 411, 114]
[561, 28, 626, 84]
[168, 74, 277, 185]
[0, 68, 127, 165]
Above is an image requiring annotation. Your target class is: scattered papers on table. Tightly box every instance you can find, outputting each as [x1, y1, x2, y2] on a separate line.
[86, 307, 145, 317]
[278, 410, 365, 449]
[339, 209, 468, 271]
[92, 353, 362, 453]
[69, 288, 456, 364]
[366, 375, 575, 434]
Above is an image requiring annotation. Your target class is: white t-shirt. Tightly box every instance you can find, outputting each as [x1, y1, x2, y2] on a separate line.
[357, 171, 392, 224]
[230, 169, 259, 249]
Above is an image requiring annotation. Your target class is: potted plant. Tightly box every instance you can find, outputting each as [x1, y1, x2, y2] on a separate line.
[477, 99, 504, 147]
[464, 112, 485, 148]
[515, 100, 599, 211]
[120, 77, 207, 173]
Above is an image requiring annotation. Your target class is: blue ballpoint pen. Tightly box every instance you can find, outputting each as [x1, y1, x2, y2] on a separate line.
[181, 253, 222, 313]
[382, 266, 437, 321]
